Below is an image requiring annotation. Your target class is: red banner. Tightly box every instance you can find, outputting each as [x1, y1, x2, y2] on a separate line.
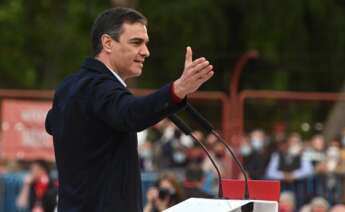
[1, 99, 54, 161]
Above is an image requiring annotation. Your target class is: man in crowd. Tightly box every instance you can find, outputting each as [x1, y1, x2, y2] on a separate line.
[183, 163, 213, 199]
[16, 160, 57, 212]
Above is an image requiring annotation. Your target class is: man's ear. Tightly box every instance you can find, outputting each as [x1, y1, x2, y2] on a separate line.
[101, 34, 114, 53]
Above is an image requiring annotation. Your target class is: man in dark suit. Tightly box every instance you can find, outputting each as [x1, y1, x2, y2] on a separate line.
[45, 7, 214, 212]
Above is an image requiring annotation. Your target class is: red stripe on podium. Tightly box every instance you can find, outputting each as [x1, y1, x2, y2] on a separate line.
[221, 179, 280, 201]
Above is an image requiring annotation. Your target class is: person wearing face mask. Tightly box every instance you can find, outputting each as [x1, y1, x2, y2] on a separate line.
[170, 129, 188, 167]
[240, 140, 252, 157]
[250, 130, 265, 152]
[144, 173, 185, 212]
[323, 143, 342, 205]
[242, 130, 270, 180]
[303, 135, 327, 173]
[266, 133, 313, 182]
[266, 134, 313, 208]
[328, 135, 345, 204]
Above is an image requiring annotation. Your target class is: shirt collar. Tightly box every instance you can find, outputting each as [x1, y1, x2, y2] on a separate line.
[105, 64, 127, 87]
[81, 58, 127, 87]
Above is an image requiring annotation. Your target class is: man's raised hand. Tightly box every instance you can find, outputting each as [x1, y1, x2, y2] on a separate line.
[173, 46, 214, 99]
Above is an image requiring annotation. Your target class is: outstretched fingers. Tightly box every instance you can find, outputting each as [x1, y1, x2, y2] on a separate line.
[193, 65, 214, 81]
[177, 47, 215, 97]
[184, 46, 193, 67]
[185, 57, 208, 77]
[197, 68, 214, 85]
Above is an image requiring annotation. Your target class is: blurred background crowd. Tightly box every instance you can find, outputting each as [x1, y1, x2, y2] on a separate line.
[2, 119, 345, 212]
[137, 120, 345, 212]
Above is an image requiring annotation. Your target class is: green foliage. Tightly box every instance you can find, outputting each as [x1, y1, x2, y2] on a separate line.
[0, 0, 345, 131]
[138, 0, 230, 89]
[0, 0, 110, 88]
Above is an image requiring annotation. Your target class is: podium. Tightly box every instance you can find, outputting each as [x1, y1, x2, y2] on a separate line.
[163, 198, 278, 212]
[164, 180, 280, 212]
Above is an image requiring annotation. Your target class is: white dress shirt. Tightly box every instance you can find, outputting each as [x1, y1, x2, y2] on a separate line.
[105, 65, 127, 87]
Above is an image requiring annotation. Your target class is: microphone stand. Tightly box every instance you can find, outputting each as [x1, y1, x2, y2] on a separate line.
[185, 103, 250, 200]
[168, 115, 223, 198]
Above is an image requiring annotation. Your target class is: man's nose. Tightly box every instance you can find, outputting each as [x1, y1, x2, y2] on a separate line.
[140, 45, 150, 58]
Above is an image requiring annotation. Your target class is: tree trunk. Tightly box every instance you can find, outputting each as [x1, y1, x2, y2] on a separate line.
[323, 85, 345, 141]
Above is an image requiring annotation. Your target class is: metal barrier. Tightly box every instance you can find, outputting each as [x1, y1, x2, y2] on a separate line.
[280, 175, 345, 209]
[0, 171, 160, 212]
[3, 171, 342, 211]
[141, 172, 159, 205]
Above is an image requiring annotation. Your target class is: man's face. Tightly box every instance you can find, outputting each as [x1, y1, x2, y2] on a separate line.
[30, 164, 45, 179]
[110, 22, 150, 80]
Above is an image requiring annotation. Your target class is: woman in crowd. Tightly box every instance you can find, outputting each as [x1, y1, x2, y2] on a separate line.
[144, 172, 185, 212]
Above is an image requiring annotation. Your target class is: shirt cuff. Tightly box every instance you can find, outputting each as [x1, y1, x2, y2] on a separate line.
[170, 82, 183, 104]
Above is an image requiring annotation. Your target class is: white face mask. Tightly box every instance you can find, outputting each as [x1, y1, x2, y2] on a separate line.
[180, 134, 193, 148]
[326, 147, 339, 172]
[288, 144, 302, 156]
[162, 126, 175, 141]
[140, 148, 152, 159]
[327, 146, 339, 159]
[251, 138, 264, 151]
[240, 144, 252, 156]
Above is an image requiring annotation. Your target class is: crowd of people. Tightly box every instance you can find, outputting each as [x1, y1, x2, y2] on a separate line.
[242, 129, 345, 211]
[138, 119, 345, 211]
[1, 118, 345, 211]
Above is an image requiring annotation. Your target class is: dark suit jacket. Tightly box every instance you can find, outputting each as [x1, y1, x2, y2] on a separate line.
[45, 58, 186, 212]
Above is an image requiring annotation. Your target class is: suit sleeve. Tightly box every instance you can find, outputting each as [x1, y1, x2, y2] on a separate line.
[45, 109, 53, 135]
[90, 77, 186, 132]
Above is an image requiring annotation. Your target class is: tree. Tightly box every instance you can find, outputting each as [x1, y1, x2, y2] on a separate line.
[1, 0, 345, 133]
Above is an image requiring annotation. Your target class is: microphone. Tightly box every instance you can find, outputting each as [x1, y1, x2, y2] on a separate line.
[168, 114, 224, 198]
[185, 103, 250, 200]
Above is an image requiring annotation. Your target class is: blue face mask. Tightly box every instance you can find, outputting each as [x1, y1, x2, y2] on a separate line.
[240, 145, 252, 156]
[141, 148, 152, 159]
[173, 151, 186, 163]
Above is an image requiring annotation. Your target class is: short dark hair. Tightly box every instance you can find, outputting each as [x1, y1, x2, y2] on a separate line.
[91, 7, 147, 56]
[185, 163, 204, 182]
[32, 159, 51, 174]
